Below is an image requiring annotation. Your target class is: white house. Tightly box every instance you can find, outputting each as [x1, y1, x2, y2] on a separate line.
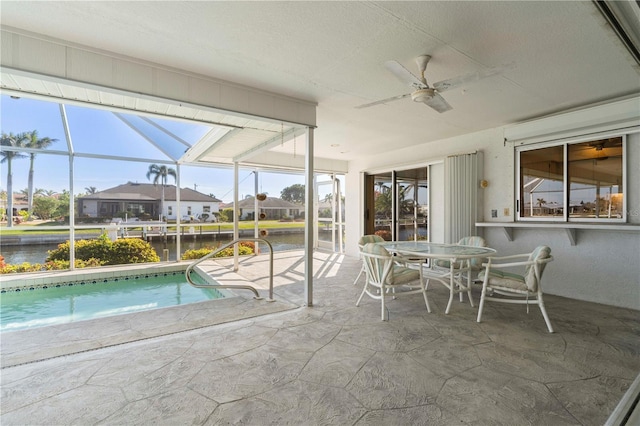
[77, 183, 221, 221]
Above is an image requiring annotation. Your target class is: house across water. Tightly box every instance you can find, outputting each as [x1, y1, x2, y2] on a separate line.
[77, 182, 221, 221]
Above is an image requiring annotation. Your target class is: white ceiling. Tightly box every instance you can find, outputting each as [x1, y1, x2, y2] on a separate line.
[1, 1, 639, 164]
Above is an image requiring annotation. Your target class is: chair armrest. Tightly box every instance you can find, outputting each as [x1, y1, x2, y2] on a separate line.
[482, 259, 534, 269]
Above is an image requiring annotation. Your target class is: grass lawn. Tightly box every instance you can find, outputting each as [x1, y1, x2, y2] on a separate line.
[0, 220, 307, 236]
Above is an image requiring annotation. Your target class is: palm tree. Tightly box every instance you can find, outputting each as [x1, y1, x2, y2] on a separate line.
[1, 132, 27, 227]
[24, 130, 57, 219]
[18, 188, 29, 201]
[536, 198, 546, 215]
[85, 186, 98, 194]
[146, 164, 176, 220]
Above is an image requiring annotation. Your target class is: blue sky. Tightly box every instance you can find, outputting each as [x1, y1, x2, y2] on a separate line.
[0, 95, 315, 202]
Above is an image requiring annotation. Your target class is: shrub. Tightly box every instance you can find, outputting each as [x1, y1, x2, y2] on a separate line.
[181, 247, 214, 260]
[44, 258, 104, 270]
[46, 233, 159, 265]
[181, 241, 255, 260]
[219, 208, 234, 222]
[0, 258, 105, 274]
[0, 262, 44, 274]
[109, 238, 160, 264]
[48, 233, 112, 262]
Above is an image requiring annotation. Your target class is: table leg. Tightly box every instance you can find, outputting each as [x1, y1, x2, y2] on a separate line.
[445, 263, 455, 314]
[466, 265, 474, 307]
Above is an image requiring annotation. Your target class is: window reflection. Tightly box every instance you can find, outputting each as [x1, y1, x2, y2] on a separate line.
[519, 146, 564, 218]
[568, 137, 623, 219]
[519, 136, 625, 221]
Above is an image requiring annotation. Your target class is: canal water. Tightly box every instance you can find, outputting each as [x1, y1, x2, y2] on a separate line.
[1, 233, 307, 265]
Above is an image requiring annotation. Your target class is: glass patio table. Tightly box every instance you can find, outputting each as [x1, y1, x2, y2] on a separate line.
[378, 241, 496, 314]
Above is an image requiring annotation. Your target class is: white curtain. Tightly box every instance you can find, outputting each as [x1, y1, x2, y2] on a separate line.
[444, 152, 479, 244]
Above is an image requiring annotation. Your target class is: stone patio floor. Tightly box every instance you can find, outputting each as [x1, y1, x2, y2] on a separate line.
[1, 250, 639, 425]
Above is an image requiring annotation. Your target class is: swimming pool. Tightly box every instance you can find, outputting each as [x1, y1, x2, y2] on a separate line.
[0, 271, 226, 332]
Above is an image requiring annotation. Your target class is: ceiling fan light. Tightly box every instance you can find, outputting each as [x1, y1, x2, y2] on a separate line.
[411, 88, 435, 103]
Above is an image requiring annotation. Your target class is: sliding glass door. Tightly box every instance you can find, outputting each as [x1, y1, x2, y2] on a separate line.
[365, 167, 428, 241]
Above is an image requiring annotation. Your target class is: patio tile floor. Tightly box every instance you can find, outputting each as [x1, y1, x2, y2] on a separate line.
[1, 250, 638, 425]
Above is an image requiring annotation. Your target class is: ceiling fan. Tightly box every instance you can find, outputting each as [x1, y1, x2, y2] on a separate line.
[356, 55, 512, 113]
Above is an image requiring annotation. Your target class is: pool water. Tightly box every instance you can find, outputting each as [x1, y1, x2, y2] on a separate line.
[0, 273, 226, 332]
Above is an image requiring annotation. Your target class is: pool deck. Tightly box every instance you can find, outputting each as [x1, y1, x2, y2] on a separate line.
[1, 249, 639, 425]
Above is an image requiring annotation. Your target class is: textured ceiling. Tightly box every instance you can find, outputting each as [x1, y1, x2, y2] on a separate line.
[1, 1, 639, 163]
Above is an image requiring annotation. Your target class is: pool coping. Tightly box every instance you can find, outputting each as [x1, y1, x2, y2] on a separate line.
[0, 262, 191, 292]
[0, 261, 299, 368]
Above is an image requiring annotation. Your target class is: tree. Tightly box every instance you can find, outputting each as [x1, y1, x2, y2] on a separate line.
[33, 196, 59, 220]
[374, 183, 392, 219]
[280, 184, 305, 204]
[0, 132, 27, 227]
[146, 164, 176, 220]
[24, 130, 57, 219]
[54, 190, 71, 219]
[85, 186, 98, 194]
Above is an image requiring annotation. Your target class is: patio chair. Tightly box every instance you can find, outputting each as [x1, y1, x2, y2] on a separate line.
[432, 236, 487, 304]
[356, 242, 431, 320]
[353, 234, 385, 285]
[476, 245, 555, 333]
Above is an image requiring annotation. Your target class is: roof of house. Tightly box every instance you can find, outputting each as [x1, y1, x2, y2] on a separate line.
[227, 196, 301, 209]
[79, 183, 221, 202]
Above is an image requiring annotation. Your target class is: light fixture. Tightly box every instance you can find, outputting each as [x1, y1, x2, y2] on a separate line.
[411, 88, 435, 103]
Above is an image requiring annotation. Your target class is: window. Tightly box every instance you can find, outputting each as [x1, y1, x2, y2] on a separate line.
[203, 205, 210, 213]
[168, 206, 173, 216]
[364, 167, 429, 241]
[187, 206, 192, 215]
[518, 135, 625, 222]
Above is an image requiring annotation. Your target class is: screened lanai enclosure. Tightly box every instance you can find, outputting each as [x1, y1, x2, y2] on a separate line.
[0, 80, 344, 303]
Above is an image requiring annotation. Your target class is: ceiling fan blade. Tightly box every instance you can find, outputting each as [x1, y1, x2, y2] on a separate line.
[432, 62, 515, 92]
[384, 60, 426, 90]
[423, 93, 452, 113]
[355, 93, 411, 109]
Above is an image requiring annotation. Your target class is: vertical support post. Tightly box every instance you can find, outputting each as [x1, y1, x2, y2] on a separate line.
[60, 105, 75, 269]
[254, 170, 259, 246]
[391, 170, 397, 240]
[233, 162, 239, 271]
[304, 127, 314, 307]
[336, 176, 344, 253]
[176, 163, 181, 262]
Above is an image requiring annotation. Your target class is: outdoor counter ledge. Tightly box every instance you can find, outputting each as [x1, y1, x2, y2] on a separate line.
[476, 222, 640, 246]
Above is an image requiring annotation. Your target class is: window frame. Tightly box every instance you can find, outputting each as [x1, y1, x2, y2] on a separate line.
[516, 132, 627, 223]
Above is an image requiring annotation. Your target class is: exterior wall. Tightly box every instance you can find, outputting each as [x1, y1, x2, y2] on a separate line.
[79, 200, 99, 217]
[164, 201, 220, 220]
[346, 106, 640, 310]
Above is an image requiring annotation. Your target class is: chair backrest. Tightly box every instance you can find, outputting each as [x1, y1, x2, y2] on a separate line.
[524, 245, 552, 291]
[361, 242, 394, 285]
[358, 234, 385, 249]
[457, 236, 487, 268]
